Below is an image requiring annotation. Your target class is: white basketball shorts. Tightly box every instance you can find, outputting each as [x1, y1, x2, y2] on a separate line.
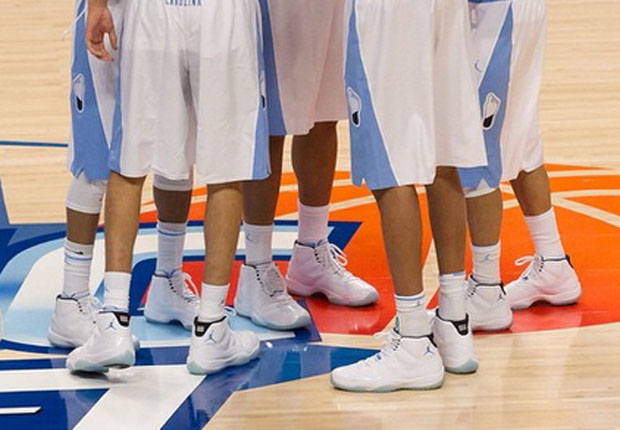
[110, 0, 270, 185]
[68, 0, 124, 181]
[344, 0, 487, 190]
[459, 0, 547, 192]
[260, 0, 348, 136]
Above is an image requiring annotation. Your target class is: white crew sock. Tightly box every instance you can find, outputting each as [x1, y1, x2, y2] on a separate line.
[198, 283, 229, 322]
[62, 240, 94, 298]
[156, 221, 187, 276]
[395, 292, 430, 337]
[525, 208, 565, 259]
[438, 272, 467, 321]
[297, 201, 329, 245]
[472, 243, 501, 284]
[244, 223, 273, 266]
[103, 272, 131, 312]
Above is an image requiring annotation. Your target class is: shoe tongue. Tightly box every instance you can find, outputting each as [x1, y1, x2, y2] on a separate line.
[261, 265, 286, 294]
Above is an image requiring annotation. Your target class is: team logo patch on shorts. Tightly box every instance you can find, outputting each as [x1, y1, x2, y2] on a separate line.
[72, 73, 86, 114]
[260, 70, 267, 110]
[482, 92, 501, 130]
[347, 87, 362, 128]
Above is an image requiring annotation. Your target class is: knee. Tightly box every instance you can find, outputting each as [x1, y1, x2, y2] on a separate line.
[66, 173, 107, 215]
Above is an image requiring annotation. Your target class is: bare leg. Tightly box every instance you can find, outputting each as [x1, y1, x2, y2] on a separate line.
[66, 209, 99, 245]
[426, 167, 466, 275]
[372, 186, 423, 297]
[103, 172, 145, 311]
[203, 183, 243, 285]
[105, 173, 145, 273]
[465, 187, 504, 289]
[243, 136, 285, 226]
[510, 166, 566, 259]
[292, 121, 338, 207]
[510, 166, 552, 217]
[466, 189, 503, 247]
[153, 187, 192, 224]
[426, 167, 468, 321]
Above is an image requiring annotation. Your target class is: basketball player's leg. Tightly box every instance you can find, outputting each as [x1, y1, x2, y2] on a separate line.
[186, 0, 270, 375]
[243, 136, 285, 227]
[423, 0, 481, 373]
[143, 175, 199, 331]
[331, 0, 447, 392]
[426, 167, 470, 324]
[506, 166, 581, 308]
[331, 185, 444, 392]
[292, 121, 338, 207]
[286, 122, 378, 307]
[48, 175, 107, 348]
[460, 0, 516, 331]
[49, 0, 118, 349]
[237, 136, 311, 331]
[498, 0, 580, 309]
[463, 187, 513, 332]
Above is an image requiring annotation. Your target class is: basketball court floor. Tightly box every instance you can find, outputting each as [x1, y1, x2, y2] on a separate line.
[1, 1, 619, 429]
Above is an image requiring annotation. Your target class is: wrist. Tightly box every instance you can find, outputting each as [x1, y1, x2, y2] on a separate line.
[89, 0, 108, 8]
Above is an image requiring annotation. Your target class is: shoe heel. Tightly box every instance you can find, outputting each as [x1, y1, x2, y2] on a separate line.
[106, 349, 136, 369]
[233, 296, 251, 318]
[48, 329, 79, 349]
[144, 306, 173, 325]
[547, 286, 582, 306]
[446, 359, 479, 375]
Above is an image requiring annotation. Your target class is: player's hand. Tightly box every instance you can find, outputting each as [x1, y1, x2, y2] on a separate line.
[85, 2, 117, 62]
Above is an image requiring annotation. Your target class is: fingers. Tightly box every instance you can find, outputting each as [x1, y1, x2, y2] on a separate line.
[109, 27, 118, 52]
[87, 39, 115, 62]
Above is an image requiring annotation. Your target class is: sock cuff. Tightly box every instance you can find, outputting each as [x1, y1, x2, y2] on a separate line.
[471, 242, 501, 253]
[65, 239, 94, 256]
[395, 292, 426, 310]
[524, 207, 555, 223]
[298, 201, 329, 215]
[201, 282, 230, 290]
[439, 271, 465, 281]
[157, 221, 187, 234]
[105, 272, 132, 283]
[243, 223, 274, 233]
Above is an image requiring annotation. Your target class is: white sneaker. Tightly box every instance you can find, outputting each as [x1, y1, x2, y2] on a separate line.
[144, 271, 200, 330]
[235, 263, 311, 330]
[330, 330, 445, 392]
[506, 255, 582, 310]
[465, 276, 513, 332]
[66, 311, 135, 373]
[431, 310, 478, 374]
[287, 240, 378, 307]
[48, 294, 99, 348]
[186, 316, 260, 375]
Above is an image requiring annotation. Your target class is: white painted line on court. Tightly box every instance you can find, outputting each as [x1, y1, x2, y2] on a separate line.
[0, 406, 41, 415]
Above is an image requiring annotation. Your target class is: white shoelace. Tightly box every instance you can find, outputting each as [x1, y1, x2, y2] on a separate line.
[363, 330, 401, 365]
[76, 295, 101, 321]
[324, 243, 357, 281]
[514, 255, 543, 281]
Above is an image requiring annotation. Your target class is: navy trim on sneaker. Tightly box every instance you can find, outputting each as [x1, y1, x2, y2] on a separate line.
[193, 316, 226, 337]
